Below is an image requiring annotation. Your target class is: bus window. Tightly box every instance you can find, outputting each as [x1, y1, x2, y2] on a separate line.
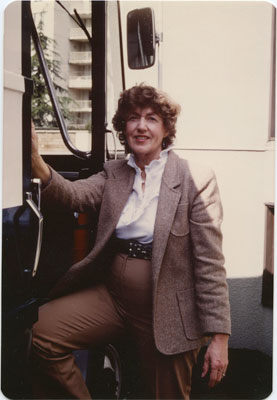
[31, 1, 92, 156]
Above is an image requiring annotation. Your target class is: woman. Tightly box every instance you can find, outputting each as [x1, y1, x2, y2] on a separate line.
[31, 84, 231, 399]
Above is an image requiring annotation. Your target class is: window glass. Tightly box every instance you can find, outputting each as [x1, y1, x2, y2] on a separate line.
[31, 1, 92, 154]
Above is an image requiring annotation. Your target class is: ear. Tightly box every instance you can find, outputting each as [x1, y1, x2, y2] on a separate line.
[123, 132, 128, 143]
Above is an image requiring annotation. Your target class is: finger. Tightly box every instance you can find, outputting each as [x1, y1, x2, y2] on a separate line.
[31, 121, 36, 135]
[209, 369, 225, 388]
[221, 368, 227, 379]
[216, 369, 223, 384]
[223, 363, 228, 375]
[201, 357, 209, 378]
[208, 368, 218, 388]
[31, 123, 39, 153]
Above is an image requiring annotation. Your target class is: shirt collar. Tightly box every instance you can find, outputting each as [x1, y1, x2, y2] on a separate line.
[127, 146, 172, 172]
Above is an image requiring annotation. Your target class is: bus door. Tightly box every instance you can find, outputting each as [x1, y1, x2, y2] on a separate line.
[29, 0, 107, 298]
[2, 1, 106, 397]
[2, 1, 42, 397]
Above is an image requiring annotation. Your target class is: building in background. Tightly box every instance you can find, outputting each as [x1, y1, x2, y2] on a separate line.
[68, 1, 92, 130]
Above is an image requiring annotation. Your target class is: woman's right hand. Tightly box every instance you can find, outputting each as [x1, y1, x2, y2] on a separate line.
[31, 122, 51, 184]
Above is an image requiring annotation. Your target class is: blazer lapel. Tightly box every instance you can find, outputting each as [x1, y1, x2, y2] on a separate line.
[152, 151, 181, 281]
[94, 162, 135, 249]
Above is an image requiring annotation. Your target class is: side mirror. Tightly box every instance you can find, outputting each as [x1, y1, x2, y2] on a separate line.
[127, 8, 156, 70]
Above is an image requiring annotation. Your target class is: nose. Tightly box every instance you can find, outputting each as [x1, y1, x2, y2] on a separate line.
[137, 117, 147, 131]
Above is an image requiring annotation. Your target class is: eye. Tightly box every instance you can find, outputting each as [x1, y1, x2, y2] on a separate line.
[127, 115, 138, 121]
[148, 116, 158, 122]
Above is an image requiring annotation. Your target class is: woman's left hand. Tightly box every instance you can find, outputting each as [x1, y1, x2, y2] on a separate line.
[201, 333, 229, 387]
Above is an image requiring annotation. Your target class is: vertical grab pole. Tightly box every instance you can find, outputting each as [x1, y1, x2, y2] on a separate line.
[117, 0, 126, 91]
[91, 0, 106, 173]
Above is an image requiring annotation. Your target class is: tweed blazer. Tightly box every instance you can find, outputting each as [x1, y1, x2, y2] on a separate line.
[42, 150, 231, 355]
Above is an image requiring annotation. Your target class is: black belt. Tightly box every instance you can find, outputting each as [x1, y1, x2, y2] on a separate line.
[113, 238, 152, 260]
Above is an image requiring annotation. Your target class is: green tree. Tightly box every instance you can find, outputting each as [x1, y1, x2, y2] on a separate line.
[31, 14, 73, 128]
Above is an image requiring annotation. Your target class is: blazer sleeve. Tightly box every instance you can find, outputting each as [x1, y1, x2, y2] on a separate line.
[188, 167, 231, 336]
[41, 166, 107, 213]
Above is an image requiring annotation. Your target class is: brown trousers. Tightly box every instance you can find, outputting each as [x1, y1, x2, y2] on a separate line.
[32, 253, 199, 399]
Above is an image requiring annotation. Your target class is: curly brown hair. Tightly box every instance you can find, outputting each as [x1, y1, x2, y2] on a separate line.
[112, 84, 181, 153]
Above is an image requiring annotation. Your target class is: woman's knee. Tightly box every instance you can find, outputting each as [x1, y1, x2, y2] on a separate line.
[32, 302, 66, 358]
[32, 319, 54, 358]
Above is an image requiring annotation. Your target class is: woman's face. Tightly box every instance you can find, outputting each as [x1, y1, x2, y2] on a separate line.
[125, 107, 168, 166]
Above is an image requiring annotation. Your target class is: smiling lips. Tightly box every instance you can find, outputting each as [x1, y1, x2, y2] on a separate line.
[135, 135, 149, 142]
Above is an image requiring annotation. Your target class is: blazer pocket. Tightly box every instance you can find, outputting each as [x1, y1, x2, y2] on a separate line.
[177, 288, 201, 340]
[170, 203, 190, 237]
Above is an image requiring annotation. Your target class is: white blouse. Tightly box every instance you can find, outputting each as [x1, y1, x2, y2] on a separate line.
[115, 148, 171, 244]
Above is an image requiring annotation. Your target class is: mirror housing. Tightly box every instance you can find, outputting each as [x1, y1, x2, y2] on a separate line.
[127, 8, 156, 70]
